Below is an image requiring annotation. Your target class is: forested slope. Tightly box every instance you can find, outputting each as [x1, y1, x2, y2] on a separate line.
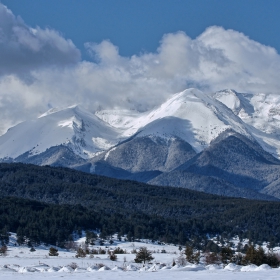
[0, 163, 280, 246]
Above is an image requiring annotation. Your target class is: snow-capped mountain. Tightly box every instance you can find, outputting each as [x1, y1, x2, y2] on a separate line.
[0, 105, 122, 160]
[97, 88, 253, 152]
[212, 89, 280, 158]
[2, 88, 280, 200]
[96, 88, 280, 159]
[1, 88, 279, 160]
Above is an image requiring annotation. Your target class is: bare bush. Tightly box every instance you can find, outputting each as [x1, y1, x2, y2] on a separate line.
[131, 248, 137, 254]
[64, 241, 78, 251]
[68, 262, 78, 269]
[75, 248, 86, 258]
[108, 251, 118, 261]
[205, 252, 221, 265]
[0, 245, 8, 256]
[176, 252, 187, 266]
[91, 248, 99, 254]
[98, 248, 106, 254]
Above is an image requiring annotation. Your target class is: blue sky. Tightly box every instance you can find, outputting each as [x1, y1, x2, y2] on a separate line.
[1, 0, 280, 134]
[2, 0, 280, 58]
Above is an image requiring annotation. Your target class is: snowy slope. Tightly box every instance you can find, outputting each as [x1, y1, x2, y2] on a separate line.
[213, 89, 280, 158]
[0, 105, 121, 159]
[97, 89, 253, 153]
[1, 233, 280, 279]
[1, 88, 280, 161]
[96, 88, 280, 158]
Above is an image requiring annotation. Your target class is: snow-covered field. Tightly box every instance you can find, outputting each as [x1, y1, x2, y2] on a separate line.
[1, 268, 279, 280]
[0, 234, 279, 279]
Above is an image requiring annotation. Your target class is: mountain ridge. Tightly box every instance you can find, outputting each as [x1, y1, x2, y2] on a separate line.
[2, 88, 280, 200]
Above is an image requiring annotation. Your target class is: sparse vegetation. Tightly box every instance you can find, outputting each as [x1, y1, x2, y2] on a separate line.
[134, 247, 154, 264]
[109, 251, 118, 261]
[185, 245, 200, 264]
[205, 251, 221, 265]
[68, 262, 78, 269]
[48, 247, 59, 256]
[113, 247, 126, 254]
[75, 248, 86, 258]
[30, 247, 36, 252]
[0, 245, 7, 256]
[243, 245, 280, 267]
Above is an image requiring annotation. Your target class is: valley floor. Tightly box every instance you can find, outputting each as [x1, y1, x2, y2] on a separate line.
[0, 239, 279, 280]
[1, 269, 280, 280]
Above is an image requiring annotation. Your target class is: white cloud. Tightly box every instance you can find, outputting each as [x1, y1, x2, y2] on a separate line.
[1, 3, 280, 135]
[0, 4, 80, 78]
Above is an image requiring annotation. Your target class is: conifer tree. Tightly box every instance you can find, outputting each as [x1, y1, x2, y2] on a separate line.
[243, 245, 266, 266]
[49, 247, 59, 256]
[185, 245, 200, 264]
[220, 246, 233, 264]
[134, 247, 154, 264]
[266, 250, 280, 268]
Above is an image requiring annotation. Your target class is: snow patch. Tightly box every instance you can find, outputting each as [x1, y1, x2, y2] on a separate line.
[104, 147, 116, 160]
[255, 264, 272, 271]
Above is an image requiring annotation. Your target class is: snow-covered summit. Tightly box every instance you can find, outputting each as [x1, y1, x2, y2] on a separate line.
[1, 88, 280, 160]
[213, 89, 280, 158]
[0, 105, 121, 159]
[97, 89, 252, 152]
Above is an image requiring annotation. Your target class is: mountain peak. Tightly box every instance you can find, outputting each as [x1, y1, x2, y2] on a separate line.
[38, 107, 60, 118]
[1, 87, 280, 162]
[39, 104, 85, 119]
[0, 104, 121, 160]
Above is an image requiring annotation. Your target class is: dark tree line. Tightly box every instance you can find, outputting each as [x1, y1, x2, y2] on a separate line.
[0, 163, 280, 246]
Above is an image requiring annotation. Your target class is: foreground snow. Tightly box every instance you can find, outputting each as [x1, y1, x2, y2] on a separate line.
[0, 263, 279, 280]
[0, 238, 279, 280]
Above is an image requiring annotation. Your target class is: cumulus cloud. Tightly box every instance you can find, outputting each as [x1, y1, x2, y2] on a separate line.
[1, 3, 280, 135]
[0, 4, 80, 78]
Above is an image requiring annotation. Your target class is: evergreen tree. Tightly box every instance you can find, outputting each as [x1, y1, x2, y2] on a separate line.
[134, 247, 154, 264]
[85, 231, 96, 245]
[185, 245, 200, 264]
[243, 245, 262, 266]
[0, 229, 9, 245]
[220, 246, 233, 264]
[49, 247, 59, 256]
[117, 232, 122, 241]
[265, 250, 280, 268]
[2, 163, 280, 247]
[205, 240, 220, 253]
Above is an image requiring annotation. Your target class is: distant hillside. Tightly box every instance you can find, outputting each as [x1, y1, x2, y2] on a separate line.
[2, 89, 280, 201]
[0, 163, 280, 246]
